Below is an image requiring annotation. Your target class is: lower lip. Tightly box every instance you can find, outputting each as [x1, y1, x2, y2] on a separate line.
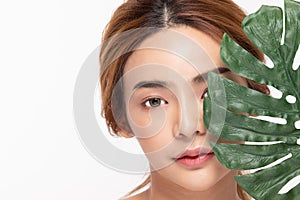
[176, 153, 214, 168]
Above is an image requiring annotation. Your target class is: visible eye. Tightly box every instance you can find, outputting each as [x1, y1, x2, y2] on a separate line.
[143, 98, 168, 108]
[201, 88, 209, 99]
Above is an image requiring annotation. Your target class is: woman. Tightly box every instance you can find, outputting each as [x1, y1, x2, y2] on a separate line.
[100, 0, 268, 199]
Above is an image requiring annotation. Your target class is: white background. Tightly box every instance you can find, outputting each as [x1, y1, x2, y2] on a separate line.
[1, 0, 299, 200]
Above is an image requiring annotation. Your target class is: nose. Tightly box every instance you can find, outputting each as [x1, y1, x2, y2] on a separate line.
[175, 93, 206, 138]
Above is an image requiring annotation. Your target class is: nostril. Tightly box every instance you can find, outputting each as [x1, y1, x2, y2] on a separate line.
[175, 132, 186, 139]
[195, 130, 206, 136]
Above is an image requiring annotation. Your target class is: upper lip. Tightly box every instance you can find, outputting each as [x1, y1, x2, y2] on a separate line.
[176, 147, 214, 159]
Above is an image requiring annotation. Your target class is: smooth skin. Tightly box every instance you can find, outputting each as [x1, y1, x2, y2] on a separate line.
[121, 26, 247, 200]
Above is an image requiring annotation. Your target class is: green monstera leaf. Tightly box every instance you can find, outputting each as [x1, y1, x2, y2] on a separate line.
[204, 0, 300, 199]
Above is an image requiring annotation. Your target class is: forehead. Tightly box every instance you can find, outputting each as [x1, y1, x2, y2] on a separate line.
[124, 26, 223, 78]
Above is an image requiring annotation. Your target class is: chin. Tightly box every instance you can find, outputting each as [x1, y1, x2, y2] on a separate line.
[158, 161, 234, 192]
[174, 173, 229, 192]
[179, 181, 215, 192]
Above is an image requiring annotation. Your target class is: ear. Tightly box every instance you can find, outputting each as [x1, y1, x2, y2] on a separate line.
[118, 129, 134, 138]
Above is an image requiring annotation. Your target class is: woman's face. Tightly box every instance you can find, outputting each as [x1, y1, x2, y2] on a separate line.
[121, 26, 247, 191]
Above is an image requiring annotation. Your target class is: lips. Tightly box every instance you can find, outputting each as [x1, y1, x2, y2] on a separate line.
[175, 147, 215, 168]
[176, 147, 214, 159]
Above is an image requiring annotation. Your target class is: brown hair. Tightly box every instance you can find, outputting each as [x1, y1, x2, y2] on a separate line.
[100, 0, 268, 199]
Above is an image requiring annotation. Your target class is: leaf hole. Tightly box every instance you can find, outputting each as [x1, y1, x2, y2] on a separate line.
[292, 44, 300, 71]
[285, 95, 297, 104]
[278, 174, 300, 194]
[297, 138, 300, 145]
[280, 0, 285, 45]
[250, 115, 287, 125]
[264, 54, 274, 69]
[251, 153, 291, 173]
[295, 120, 300, 130]
[245, 141, 283, 145]
[267, 85, 283, 99]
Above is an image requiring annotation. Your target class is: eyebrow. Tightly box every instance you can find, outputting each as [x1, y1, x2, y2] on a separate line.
[192, 67, 230, 83]
[133, 80, 168, 90]
[133, 67, 230, 90]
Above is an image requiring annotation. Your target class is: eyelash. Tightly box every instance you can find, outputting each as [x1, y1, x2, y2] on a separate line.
[201, 88, 209, 99]
[142, 97, 168, 108]
[141, 88, 207, 109]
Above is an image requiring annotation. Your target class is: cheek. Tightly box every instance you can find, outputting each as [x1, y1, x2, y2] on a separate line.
[128, 103, 151, 127]
[135, 108, 179, 153]
[127, 101, 169, 139]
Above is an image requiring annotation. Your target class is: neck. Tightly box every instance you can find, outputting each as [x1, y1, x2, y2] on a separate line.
[146, 171, 241, 200]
